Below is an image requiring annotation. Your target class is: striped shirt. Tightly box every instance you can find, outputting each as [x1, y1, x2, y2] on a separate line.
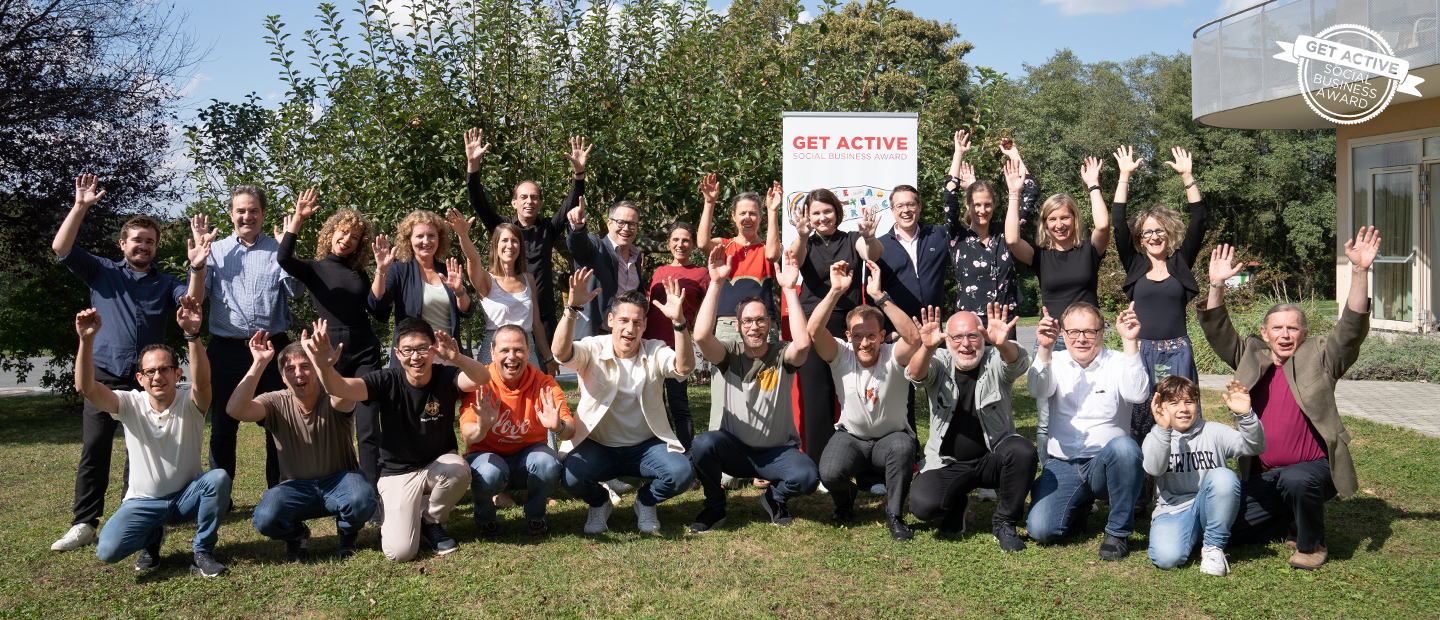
[204, 234, 305, 338]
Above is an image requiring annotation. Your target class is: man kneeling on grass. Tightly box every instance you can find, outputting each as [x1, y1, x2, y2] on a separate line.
[307, 318, 490, 562]
[688, 248, 818, 533]
[906, 303, 1034, 551]
[1143, 376, 1264, 575]
[78, 299, 233, 577]
[458, 325, 574, 538]
[556, 270, 696, 535]
[227, 326, 377, 562]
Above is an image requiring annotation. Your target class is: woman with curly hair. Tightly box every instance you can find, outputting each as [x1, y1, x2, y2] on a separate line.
[371, 209, 474, 365]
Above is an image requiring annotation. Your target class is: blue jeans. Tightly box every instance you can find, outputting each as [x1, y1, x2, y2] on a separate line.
[251, 470, 377, 540]
[1131, 336, 1199, 439]
[1032, 337, 1066, 462]
[1148, 468, 1241, 569]
[1026, 436, 1144, 541]
[466, 442, 563, 523]
[95, 469, 232, 562]
[691, 429, 820, 510]
[562, 437, 694, 507]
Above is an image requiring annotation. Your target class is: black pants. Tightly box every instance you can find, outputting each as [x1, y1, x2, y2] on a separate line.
[1230, 457, 1336, 552]
[798, 311, 847, 466]
[663, 377, 694, 452]
[909, 435, 1038, 527]
[818, 429, 916, 517]
[72, 367, 136, 527]
[206, 334, 289, 490]
[329, 325, 385, 487]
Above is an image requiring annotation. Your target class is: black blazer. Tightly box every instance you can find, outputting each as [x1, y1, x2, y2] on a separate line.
[1112, 200, 1207, 305]
[566, 228, 646, 339]
[877, 224, 950, 321]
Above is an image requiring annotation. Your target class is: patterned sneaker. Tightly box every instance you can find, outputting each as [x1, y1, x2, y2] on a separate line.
[51, 523, 98, 552]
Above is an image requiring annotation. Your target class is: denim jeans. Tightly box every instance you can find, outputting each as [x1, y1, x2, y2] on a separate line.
[1032, 337, 1066, 462]
[1131, 336, 1199, 440]
[1148, 467, 1241, 568]
[562, 437, 694, 507]
[690, 429, 820, 511]
[1026, 435, 1144, 541]
[94, 469, 232, 562]
[251, 470, 377, 540]
[466, 442, 563, 523]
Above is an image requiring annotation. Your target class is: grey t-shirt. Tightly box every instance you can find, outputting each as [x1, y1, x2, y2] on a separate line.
[713, 340, 801, 448]
[828, 339, 911, 439]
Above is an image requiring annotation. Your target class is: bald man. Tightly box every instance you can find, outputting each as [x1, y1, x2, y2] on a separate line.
[906, 304, 1034, 551]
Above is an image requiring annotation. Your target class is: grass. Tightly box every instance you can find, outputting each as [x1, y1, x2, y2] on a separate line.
[1, 380, 1438, 619]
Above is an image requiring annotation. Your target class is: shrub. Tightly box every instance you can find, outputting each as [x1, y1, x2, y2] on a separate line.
[1101, 295, 1334, 375]
[1345, 335, 1440, 382]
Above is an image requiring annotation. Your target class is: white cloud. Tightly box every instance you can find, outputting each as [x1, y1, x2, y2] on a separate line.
[265, 92, 278, 101]
[178, 72, 210, 98]
[797, 10, 812, 24]
[1040, 0, 1186, 16]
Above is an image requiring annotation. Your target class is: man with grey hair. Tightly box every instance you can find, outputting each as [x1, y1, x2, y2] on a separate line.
[566, 199, 647, 340]
[1199, 228, 1380, 570]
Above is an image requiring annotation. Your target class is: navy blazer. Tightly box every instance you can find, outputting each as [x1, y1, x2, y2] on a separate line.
[566, 227, 647, 339]
[370, 258, 474, 361]
[878, 224, 951, 323]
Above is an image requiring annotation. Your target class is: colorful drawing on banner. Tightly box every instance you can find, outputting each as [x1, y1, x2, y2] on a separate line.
[786, 186, 891, 223]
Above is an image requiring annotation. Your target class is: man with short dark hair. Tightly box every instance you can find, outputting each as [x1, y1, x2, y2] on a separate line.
[566, 199, 647, 340]
[227, 334, 376, 562]
[50, 174, 211, 553]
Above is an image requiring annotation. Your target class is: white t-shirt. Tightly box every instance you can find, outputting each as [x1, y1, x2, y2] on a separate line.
[828, 338, 911, 439]
[112, 389, 206, 500]
[585, 353, 654, 447]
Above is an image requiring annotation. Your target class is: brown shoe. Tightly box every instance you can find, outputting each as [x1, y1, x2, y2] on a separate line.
[1285, 536, 1297, 550]
[1288, 544, 1328, 570]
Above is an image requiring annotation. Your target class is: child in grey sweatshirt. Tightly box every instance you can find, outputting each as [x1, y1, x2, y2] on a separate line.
[1142, 376, 1265, 576]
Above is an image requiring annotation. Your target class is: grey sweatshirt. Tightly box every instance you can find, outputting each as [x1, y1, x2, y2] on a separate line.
[1142, 411, 1266, 518]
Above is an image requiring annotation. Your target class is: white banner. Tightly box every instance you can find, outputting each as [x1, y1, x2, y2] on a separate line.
[781, 112, 919, 250]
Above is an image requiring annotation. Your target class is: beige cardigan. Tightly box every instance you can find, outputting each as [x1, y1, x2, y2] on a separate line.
[558, 335, 688, 458]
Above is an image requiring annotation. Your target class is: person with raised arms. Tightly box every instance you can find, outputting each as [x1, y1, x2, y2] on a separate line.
[566, 198, 647, 340]
[448, 209, 559, 375]
[688, 248, 817, 533]
[643, 221, 710, 452]
[370, 210, 473, 365]
[226, 327, 377, 562]
[808, 259, 922, 541]
[305, 317, 490, 562]
[79, 297, 233, 577]
[555, 271, 696, 535]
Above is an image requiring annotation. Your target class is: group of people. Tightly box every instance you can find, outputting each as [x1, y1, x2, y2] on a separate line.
[48, 129, 1379, 578]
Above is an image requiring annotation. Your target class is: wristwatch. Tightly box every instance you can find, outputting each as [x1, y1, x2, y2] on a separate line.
[672, 320, 689, 332]
[873, 292, 892, 307]
[183, 332, 201, 341]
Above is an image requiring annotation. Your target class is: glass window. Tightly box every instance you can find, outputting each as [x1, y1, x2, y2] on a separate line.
[1425, 137, 1440, 157]
[1352, 140, 1419, 233]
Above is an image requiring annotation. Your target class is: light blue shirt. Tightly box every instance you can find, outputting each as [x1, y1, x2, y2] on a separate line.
[204, 233, 305, 338]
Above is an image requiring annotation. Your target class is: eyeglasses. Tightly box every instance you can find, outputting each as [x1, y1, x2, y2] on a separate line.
[892, 201, 919, 211]
[396, 347, 432, 358]
[611, 219, 639, 231]
[946, 332, 983, 343]
[1139, 228, 1167, 239]
[139, 365, 177, 379]
[739, 317, 770, 327]
[1063, 328, 1103, 340]
[849, 332, 883, 343]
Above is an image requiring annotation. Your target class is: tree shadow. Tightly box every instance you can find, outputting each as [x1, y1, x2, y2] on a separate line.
[1325, 495, 1440, 560]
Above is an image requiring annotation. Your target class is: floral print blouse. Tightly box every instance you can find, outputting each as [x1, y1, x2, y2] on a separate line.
[942, 172, 1038, 320]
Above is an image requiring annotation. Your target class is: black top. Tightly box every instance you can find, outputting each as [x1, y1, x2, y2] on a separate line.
[468, 172, 584, 325]
[1134, 276, 1189, 340]
[362, 365, 462, 476]
[1112, 200, 1207, 322]
[1031, 238, 1102, 322]
[944, 173, 1038, 320]
[277, 232, 388, 338]
[940, 366, 987, 461]
[798, 230, 865, 316]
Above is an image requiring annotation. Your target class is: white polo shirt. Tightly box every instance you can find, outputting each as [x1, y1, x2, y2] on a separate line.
[112, 389, 206, 500]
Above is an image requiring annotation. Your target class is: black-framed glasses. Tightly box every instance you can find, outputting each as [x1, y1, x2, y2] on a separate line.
[396, 347, 432, 358]
[611, 219, 639, 231]
[1139, 228, 1168, 239]
[1063, 328, 1103, 340]
[139, 365, 178, 379]
[739, 317, 770, 327]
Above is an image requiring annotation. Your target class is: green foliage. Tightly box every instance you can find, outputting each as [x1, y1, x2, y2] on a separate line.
[1346, 335, 1440, 382]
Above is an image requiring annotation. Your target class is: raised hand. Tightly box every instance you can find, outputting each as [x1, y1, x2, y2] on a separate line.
[536, 388, 564, 431]
[444, 257, 465, 293]
[567, 196, 588, 229]
[767, 181, 784, 214]
[187, 233, 212, 269]
[565, 136, 593, 176]
[567, 267, 599, 306]
[1003, 158, 1024, 192]
[1036, 307, 1058, 349]
[864, 259, 883, 302]
[74, 174, 105, 208]
[189, 212, 218, 248]
[432, 332, 460, 362]
[373, 234, 394, 272]
[75, 308, 102, 341]
[302, 319, 343, 368]
[1115, 301, 1141, 341]
[699, 173, 719, 204]
[176, 295, 202, 336]
[776, 249, 800, 288]
[652, 276, 687, 323]
[957, 161, 976, 191]
[707, 244, 731, 282]
[856, 207, 878, 239]
[1113, 145, 1141, 175]
[788, 201, 811, 237]
[446, 208, 474, 239]
[294, 188, 320, 220]
[916, 305, 945, 348]
[829, 260, 853, 294]
[983, 301, 1018, 346]
[1208, 244, 1243, 285]
[1344, 225, 1381, 270]
[1164, 146, 1193, 176]
[1221, 379, 1252, 415]
[473, 386, 499, 430]
[1079, 156, 1103, 188]
[953, 130, 971, 161]
[272, 215, 292, 241]
[465, 128, 490, 166]
[1150, 393, 1171, 430]
[248, 330, 275, 365]
[999, 137, 1020, 162]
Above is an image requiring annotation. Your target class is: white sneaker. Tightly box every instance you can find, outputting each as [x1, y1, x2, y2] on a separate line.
[1199, 545, 1231, 576]
[634, 501, 661, 534]
[818, 482, 828, 493]
[51, 523, 97, 552]
[977, 488, 998, 502]
[600, 479, 632, 505]
[584, 500, 614, 534]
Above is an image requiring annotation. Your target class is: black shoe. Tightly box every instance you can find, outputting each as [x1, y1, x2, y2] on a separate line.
[688, 506, 727, 534]
[190, 551, 228, 577]
[831, 507, 855, 525]
[1098, 533, 1130, 561]
[285, 524, 311, 563]
[134, 528, 165, 571]
[526, 519, 549, 537]
[887, 513, 914, 542]
[368, 502, 385, 528]
[334, 530, 358, 558]
[940, 496, 969, 535]
[994, 522, 1026, 552]
[420, 522, 458, 555]
[758, 489, 794, 527]
[477, 520, 502, 538]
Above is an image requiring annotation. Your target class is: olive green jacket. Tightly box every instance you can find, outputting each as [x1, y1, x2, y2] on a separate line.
[1197, 301, 1369, 497]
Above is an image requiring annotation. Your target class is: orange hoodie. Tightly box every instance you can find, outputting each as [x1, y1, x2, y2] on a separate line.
[460, 362, 573, 457]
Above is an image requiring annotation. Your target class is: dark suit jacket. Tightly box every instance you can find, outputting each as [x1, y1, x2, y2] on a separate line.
[877, 224, 951, 322]
[1198, 300, 1369, 497]
[566, 228, 646, 339]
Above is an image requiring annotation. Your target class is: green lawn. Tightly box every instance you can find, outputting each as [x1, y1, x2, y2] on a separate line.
[1, 382, 1437, 619]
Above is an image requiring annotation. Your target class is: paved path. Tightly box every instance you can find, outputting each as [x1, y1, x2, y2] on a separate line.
[0, 357, 55, 397]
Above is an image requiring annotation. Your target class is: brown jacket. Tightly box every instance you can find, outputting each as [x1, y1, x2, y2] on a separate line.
[1197, 301, 1369, 497]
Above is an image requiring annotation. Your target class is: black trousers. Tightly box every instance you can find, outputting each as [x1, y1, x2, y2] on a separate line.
[206, 333, 289, 490]
[1230, 457, 1337, 552]
[328, 325, 385, 487]
[798, 311, 847, 466]
[663, 377, 694, 452]
[818, 429, 916, 517]
[72, 367, 136, 527]
[909, 435, 1038, 527]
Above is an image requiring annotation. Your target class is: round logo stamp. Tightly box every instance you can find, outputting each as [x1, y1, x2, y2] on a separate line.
[1274, 23, 1425, 124]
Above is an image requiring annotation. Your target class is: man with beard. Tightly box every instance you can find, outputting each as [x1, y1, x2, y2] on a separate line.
[50, 174, 211, 553]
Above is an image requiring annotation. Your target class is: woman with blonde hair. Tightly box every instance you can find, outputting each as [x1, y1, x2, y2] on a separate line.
[372, 209, 473, 365]
[446, 210, 557, 375]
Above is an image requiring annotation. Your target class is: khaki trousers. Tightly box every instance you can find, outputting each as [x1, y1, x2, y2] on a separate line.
[376, 453, 470, 562]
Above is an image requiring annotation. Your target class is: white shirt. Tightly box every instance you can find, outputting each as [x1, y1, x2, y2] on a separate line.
[828, 339, 911, 439]
[1027, 347, 1149, 460]
[480, 278, 533, 331]
[895, 228, 921, 276]
[112, 389, 206, 500]
[559, 336, 687, 456]
[585, 353, 654, 447]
